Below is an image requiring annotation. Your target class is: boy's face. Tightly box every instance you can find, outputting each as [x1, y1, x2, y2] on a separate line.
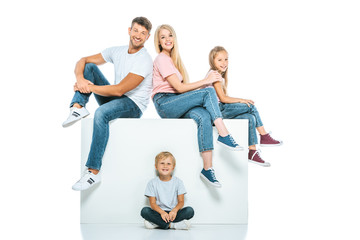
[156, 157, 175, 177]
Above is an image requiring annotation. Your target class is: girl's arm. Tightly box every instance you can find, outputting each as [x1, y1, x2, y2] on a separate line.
[213, 81, 254, 107]
[166, 71, 221, 93]
[149, 196, 171, 223]
[169, 194, 185, 221]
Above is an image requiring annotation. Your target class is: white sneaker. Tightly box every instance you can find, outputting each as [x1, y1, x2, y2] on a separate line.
[172, 220, 191, 230]
[72, 170, 101, 191]
[62, 107, 90, 128]
[144, 220, 158, 229]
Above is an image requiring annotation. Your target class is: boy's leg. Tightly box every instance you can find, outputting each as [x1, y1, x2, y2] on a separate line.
[141, 207, 170, 229]
[173, 207, 195, 223]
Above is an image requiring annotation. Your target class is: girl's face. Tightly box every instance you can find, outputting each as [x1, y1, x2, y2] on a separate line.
[156, 157, 175, 177]
[159, 28, 174, 53]
[214, 51, 228, 73]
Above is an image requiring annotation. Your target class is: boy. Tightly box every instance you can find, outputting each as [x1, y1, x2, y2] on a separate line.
[140, 152, 194, 230]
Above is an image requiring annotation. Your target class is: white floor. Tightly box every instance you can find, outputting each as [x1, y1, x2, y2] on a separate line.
[80, 224, 248, 240]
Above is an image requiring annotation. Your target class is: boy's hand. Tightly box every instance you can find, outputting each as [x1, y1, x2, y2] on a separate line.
[169, 210, 177, 221]
[161, 212, 170, 223]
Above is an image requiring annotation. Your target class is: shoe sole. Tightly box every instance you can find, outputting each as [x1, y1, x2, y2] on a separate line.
[62, 113, 90, 128]
[200, 173, 222, 188]
[248, 159, 271, 167]
[217, 141, 244, 151]
[260, 142, 283, 147]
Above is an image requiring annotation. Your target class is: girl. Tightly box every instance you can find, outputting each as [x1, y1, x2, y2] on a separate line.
[208, 46, 282, 167]
[152, 25, 243, 188]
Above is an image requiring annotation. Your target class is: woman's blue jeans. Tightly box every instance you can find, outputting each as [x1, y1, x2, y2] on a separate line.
[70, 63, 142, 170]
[141, 206, 195, 229]
[219, 102, 263, 146]
[153, 88, 223, 152]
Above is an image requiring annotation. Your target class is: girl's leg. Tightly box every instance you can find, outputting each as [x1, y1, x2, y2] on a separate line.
[140, 207, 169, 229]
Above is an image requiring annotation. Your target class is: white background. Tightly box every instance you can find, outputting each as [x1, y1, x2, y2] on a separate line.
[1, 0, 359, 239]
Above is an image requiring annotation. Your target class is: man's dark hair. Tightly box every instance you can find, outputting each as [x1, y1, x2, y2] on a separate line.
[131, 17, 152, 33]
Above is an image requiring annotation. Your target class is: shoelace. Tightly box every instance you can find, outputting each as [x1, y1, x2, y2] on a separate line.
[209, 169, 218, 181]
[229, 135, 238, 146]
[251, 149, 262, 160]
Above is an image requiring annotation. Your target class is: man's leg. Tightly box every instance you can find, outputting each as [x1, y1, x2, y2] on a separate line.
[72, 96, 142, 191]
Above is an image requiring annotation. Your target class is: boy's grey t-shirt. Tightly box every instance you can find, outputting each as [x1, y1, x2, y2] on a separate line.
[145, 176, 186, 211]
[101, 45, 153, 113]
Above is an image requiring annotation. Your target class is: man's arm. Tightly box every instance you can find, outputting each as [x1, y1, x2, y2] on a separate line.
[75, 53, 106, 93]
[87, 72, 145, 97]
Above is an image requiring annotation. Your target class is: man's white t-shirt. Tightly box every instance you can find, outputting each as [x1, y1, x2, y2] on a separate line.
[101, 46, 153, 113]
[145, 176, 187, 211]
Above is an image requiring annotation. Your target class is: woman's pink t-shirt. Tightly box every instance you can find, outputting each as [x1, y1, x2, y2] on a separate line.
[152, 52, 183, 98]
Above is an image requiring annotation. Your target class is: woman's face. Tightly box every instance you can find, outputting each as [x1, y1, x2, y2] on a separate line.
[158, 28, 174, 53]
[214, 51, 228, 73]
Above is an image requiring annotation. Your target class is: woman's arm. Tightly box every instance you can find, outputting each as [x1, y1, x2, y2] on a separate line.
[149, 196, 171, 223]
[166, 71, 221, 93]
[213, 81, 254, 107]
[169, 194, 185, 221]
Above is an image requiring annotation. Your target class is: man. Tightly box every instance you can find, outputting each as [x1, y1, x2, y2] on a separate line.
[63, 17, 153, 191]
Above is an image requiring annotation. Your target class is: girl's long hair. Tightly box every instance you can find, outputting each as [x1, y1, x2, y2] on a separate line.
[154, 24, 189, 83]
[209, 46, 228, 95]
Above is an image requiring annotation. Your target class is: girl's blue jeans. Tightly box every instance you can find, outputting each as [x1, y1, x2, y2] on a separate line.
[70, 63, 142, 170]
[153, 88, 223, 152]
[219, 102, 263, 146]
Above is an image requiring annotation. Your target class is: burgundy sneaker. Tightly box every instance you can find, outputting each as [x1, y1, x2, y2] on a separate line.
[260, 132, 283, 147]
[248, 149, 271, 167]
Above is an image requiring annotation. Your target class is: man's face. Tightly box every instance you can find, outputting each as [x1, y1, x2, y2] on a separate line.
[128, 23, 150, 49]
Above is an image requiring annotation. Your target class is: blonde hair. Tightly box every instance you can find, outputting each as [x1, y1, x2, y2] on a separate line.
[209, 46, 229, 95]
[154, 24, 189, 83]
[155, 151, 176, 167]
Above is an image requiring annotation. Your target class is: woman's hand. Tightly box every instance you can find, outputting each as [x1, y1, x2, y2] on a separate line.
[205, 71, 222, 84]
[239, 98, 254, 107]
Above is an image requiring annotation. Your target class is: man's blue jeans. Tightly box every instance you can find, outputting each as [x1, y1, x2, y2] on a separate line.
[70, 63, 142, 170]
[141, 206, 195, 229]
[219, 102, 263, 146]
[153, 88, 223, 152]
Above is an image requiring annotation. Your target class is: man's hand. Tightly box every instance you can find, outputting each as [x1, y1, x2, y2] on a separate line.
[74, 78, 94, 93]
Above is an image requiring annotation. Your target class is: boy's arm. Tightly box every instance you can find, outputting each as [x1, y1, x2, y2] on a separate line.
[149, 196, 171, 223]
[169, 194, 185, 221]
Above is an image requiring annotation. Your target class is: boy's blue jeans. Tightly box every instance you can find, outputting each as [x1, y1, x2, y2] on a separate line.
[219, 102, 263, 146]
[153, 88, 223, 152]
[70, 63, 142, 170]
[141, 206, 195, 229]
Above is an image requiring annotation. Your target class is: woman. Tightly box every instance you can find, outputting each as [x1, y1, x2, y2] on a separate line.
[152, 24, 242, 188]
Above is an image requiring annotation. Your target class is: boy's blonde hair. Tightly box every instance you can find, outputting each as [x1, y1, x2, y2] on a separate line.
[209, 46, 229, 95]
[154, 24, 189, 83]
[155, 151, 176, 167]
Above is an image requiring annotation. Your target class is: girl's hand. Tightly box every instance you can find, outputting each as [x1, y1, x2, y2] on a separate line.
[169, 210, 177, 221]
[205, 71, 222, 84]
[161, 212, 170, 223]
[239, 98, 254, 107]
